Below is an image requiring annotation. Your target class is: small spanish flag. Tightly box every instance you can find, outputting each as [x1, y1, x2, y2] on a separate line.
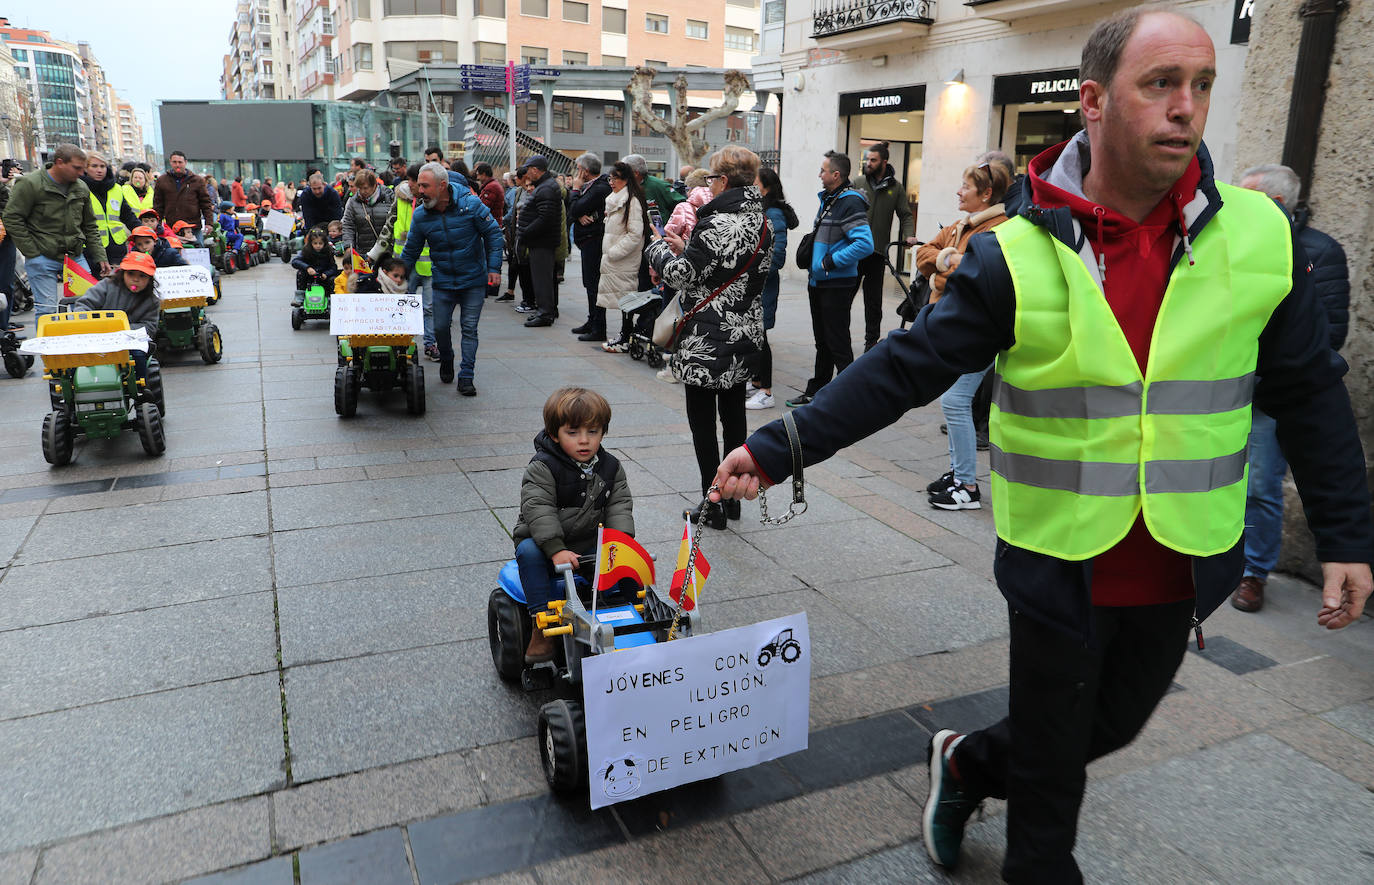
[351, 249, 371, 275]
[669, 519, 710, 612]
[595, 527, 655, 591]
[62, 256, 98, 300]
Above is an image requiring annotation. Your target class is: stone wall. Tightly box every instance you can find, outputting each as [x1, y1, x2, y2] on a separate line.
[1236, 0, 1374, 582]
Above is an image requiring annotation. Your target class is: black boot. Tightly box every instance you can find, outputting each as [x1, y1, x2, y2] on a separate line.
[723, 499, 741, 521]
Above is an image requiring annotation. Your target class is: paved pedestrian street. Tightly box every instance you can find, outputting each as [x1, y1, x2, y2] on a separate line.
[1, 257, 1371, 885]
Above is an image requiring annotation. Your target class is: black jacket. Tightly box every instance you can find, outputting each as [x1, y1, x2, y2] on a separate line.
[150, 238, 187, 267]
[743, 142, 1373, 645]
[516, 171, 562, 250]
[1292, 211, 1349, 350]
[291, 245, 339, 288]
[569, 174, 612, 247]
[299, 186, 344, 233]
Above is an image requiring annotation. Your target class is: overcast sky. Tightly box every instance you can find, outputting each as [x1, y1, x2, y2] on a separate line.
[6, 0, 239, 150]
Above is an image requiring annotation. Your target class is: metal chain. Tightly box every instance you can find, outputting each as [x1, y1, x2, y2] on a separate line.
[757, 486, 806, 526]
[666, 485, 714, 641]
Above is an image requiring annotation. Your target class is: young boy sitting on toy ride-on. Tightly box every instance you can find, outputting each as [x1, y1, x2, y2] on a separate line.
[290, 227, 340, 307]
[512, 387, 635, 664]
[128, 225, 186, 268]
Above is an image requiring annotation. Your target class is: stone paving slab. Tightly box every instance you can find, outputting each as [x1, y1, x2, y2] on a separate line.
[0, 674, 283, 852]
[271, 509, 512, 587]
[0, 591, 277, 719]
[742, 517, 951, 583]
[182, 855, 295, 885]
[284, 639, 545, 783]
[0, 535, 273, 630]
[298, 827, 412, 885]
[14, 491, 269, 564]
[268, 471, 487, 531]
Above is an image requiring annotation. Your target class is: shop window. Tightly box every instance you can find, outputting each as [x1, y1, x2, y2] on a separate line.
[604, 104, 624, 135]
[602, 7, 626, 33]
[473, 0, 503, 15]
[520, 0, 547, 16]
[563, 1, 589, 22]
[563, 50, 588, 65]
[646, 13, 668, 34]
[725, 27, 757, 52]
[553, 101, 583, 133]
[686, 20, 708, 39]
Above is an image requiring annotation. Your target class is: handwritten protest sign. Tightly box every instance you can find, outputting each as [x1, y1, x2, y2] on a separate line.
[21, 328, 150, 356]
[330, 292, 423, 336]
[581, 613, 810, 809]
[182, 247, 213, 272]
[262, 210, 294, 237]
[155, 265, 215, 301]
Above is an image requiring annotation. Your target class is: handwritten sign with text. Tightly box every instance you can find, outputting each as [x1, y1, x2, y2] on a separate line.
[581, 613, 810, 809]
[330, 292, 423, 336]
[182, 247, 213, 272]
[262, 210, 295, 237]
[155, 265, 215, 301]
[22, 328, 150, 356]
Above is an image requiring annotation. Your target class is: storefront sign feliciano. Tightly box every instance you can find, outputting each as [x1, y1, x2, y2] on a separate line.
[839, 84, 925, 116]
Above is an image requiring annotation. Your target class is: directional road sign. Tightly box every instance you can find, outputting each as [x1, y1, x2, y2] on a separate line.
[529, 67, 561, 77]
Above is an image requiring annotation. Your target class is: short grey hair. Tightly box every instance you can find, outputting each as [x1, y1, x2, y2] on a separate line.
[1241, 163, 1300, 208]
[576, 152, 601, 175]
[307, 172, 324, 185]
[419, 161, 448, 185]
[623, 154, 648, 177]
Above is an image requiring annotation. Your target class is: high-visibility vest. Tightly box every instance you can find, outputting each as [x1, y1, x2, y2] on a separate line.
[988, 183, 1292, 560]
[90, 189, 129, 246]
[122, 183, 154, 216]
[393, 198, 430, 276]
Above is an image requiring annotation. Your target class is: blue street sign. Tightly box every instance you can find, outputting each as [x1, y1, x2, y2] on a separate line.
[459, 64, 507, 74]
[529, 67, 561, 77]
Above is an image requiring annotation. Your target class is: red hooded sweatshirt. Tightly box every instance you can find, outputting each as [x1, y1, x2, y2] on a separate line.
[1027, 137, 1202, 607]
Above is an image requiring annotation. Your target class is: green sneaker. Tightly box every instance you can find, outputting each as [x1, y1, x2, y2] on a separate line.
[923, 729, 979, 868]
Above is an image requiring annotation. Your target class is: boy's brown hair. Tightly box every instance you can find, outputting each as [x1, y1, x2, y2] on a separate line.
[543, 387, 612, 438]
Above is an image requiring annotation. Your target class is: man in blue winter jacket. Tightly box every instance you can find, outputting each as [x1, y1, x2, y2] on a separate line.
[788, 150, 872, 407]
[402, 162, 503, 396]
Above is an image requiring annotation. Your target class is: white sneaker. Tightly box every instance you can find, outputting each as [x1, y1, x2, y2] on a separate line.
[745, 390, 775, 410]
[745, 381, 761, 396]
[656, 366, 680, 384]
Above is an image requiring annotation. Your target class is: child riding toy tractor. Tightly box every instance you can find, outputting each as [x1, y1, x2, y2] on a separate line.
[334, 333, 425, 417]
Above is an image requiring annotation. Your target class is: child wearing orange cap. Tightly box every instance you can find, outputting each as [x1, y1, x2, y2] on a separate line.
[72, 251, 161, 380]
[129, 225, 186, 268]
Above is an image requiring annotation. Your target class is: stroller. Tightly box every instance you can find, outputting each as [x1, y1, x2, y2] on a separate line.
[618, 284, 667, 369]
[887, 240, 931, 330]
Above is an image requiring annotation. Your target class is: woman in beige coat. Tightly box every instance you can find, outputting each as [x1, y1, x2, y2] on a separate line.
[597, 161, 650, 352]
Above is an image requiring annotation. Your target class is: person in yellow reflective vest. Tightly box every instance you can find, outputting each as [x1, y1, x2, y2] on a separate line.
[122, 167, 155, 218]
[83, 151, 141, 265]
[394, 163, 436, 361]
[710, 8, 1373, 880]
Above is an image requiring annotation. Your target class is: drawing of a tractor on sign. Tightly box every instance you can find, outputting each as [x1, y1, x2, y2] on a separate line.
[757, 628, 802, 666]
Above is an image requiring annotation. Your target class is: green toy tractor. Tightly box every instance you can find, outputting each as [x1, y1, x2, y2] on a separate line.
[292, 283, 331, 330]
[155, 293, 223, 365]
[334, 334, 425, 417]
[34, 310, 166, 466]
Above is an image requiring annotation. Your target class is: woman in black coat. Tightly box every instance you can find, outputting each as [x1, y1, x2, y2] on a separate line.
[646, 146, 772, 529]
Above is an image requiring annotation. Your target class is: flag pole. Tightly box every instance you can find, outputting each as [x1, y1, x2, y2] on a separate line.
[591, 523, 603, 620]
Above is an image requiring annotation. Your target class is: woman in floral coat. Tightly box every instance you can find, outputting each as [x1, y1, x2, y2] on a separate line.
[647, 146, 773, 530]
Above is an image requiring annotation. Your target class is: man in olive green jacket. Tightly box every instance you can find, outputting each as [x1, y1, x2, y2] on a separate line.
[851, 141, 914, 351]
[2, 144, 107, 320]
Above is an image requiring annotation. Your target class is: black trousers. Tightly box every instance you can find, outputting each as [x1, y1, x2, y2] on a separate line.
[579, 239, 605, 332]
[805, 282, 860, 395]
[855, 251, 887, 350]
[516, 260, 534, 309]
[506, 249, 519, 292]
[751, 335, 773, 389]
[684, 382, 747, 495]
[955, 599, 1194, 884]
[528, 247, 557, 319]
[0, 238, 15, 329]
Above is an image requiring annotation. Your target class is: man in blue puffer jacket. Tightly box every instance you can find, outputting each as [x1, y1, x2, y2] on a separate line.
[1230, 163, 1351, 613]
[401, 162, 503, 396]
[789, 150, 872, 408]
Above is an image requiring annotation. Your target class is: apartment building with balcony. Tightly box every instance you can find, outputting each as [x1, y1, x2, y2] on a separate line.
[0, 21, 89, 156]
[224, 0, 298, 101]
[753, 0, 1254, 241]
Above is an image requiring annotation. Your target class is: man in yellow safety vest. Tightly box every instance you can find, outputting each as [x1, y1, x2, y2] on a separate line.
[711, 8, 1372, 881]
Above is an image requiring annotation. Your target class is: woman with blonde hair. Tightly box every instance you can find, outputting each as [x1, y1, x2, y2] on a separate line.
[912, 160, 1012, 510]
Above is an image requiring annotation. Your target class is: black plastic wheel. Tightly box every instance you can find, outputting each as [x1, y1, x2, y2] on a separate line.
[280, 245, 291, 262]
[646, 346, 666, 370]
[628, 337, 645, 361]
[334, 365, 358, 417]
[224, 253, 237, 274]
[291, 308, 304, 331]
[41, 410, 73, 466]
[487, 587, 531, 681]
[404, 361, 425, 415]
[135, 402, 166, 456]
[538, 699, 588, 793]
[4, 350, 28, 378]
[198, 323, 223, 364]
[145, 359, 166, 415]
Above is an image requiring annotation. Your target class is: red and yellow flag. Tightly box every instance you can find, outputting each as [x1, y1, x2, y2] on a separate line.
[61, 257, 98, 300]
[595, 527, 655, 591]
[669, 519, 710, 612]
[351, 249, 371, 274]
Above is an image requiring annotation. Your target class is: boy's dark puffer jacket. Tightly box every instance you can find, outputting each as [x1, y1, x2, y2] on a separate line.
[511, 430, 634, 558]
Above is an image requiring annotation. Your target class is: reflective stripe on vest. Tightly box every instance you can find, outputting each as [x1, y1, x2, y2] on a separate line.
[122, 183, 154, 216]
[90, 190, 128, 246]
[988, 183, 1293, 561]
[394, 198, 430, 276]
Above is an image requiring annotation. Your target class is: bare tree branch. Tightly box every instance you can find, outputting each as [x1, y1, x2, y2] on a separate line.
[627, 67, 752, 168]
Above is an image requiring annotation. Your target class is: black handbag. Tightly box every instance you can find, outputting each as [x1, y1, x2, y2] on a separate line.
[794, 187, 848, 271]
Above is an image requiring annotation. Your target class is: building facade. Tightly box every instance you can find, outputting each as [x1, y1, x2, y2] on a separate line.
[225, 0, 298, 101]
[754, 0, 1252, 246]
[0, 22, 88, 157]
